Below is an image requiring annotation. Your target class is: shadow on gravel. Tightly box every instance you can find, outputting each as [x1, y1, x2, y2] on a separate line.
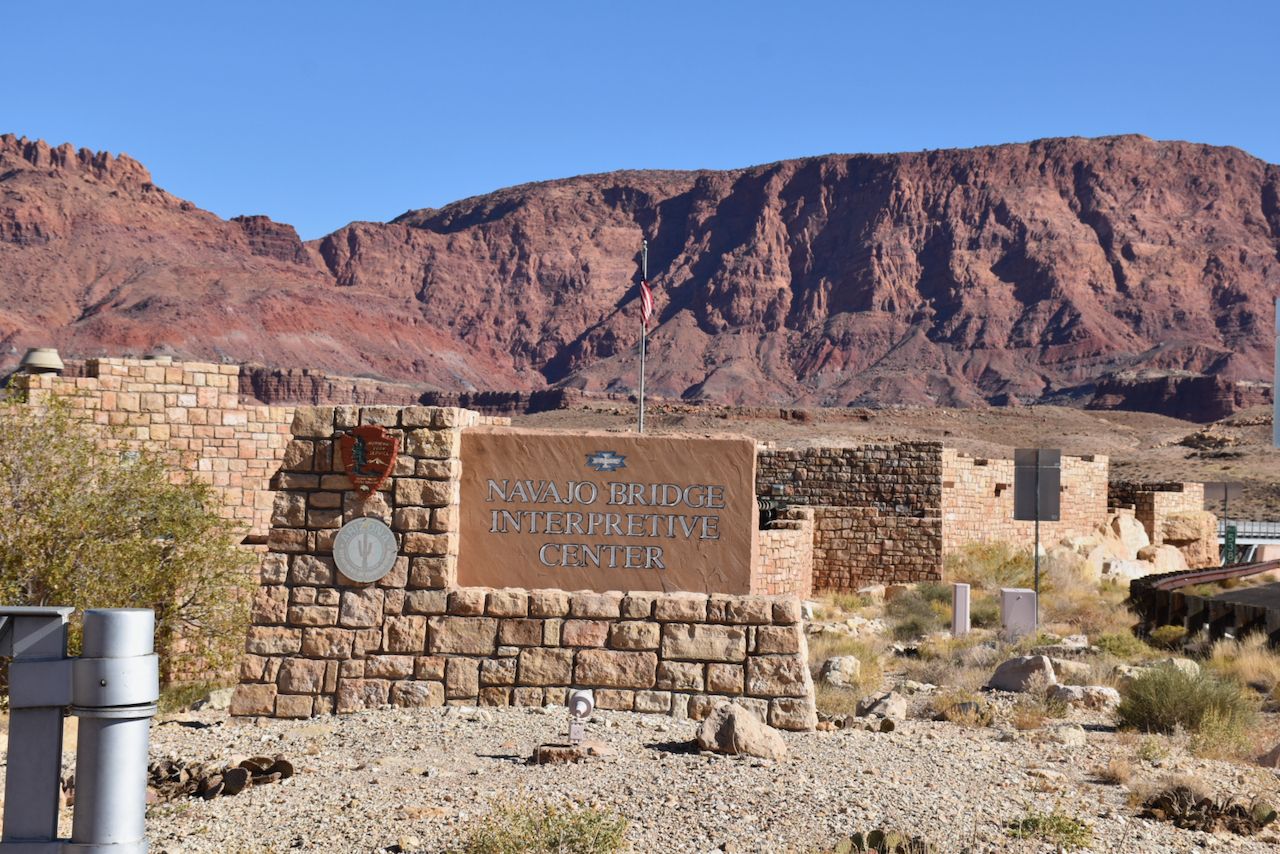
[644, 740, 700, 755]
[1082, 723, 1117, 733]
[474, 752, 528, 764]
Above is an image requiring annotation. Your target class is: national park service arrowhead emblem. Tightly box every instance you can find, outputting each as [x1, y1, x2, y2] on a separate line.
[338, 425, 399, 496]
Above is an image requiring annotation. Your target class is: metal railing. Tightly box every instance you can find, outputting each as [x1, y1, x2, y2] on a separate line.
[0, 607, 158, 853]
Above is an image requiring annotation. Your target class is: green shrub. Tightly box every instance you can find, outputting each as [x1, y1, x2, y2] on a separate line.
[1149, 625, 1188, 650]
[0, 395, 251, 680]
[1117, 665, 1257, 738]
[1094, 631, 1152, 661]
[1005, 807, 1091, 849]
[885, 588, 947, 640]
[458, 802, 628, 854]
[969, 596, 1000, 628]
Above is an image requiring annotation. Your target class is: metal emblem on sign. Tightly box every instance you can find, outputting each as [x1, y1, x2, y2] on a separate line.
[585, 450, 626, 473]
[338, 425, 399, 495]
[333, 517, 399, 583]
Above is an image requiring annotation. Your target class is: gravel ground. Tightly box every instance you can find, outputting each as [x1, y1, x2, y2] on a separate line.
[88, 703, 1278, 853]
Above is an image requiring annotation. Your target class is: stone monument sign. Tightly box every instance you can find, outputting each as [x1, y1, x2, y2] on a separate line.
[458, 428, 757, 593]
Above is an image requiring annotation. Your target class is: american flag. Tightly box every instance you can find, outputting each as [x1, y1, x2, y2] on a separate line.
[639, 279, 655, 327]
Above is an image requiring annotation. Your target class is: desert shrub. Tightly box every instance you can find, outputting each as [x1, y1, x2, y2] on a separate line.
[1117, 665, 1257, 740]
[1149, 625, 1188, 650]
[1094, 631, 1153, 661]
[969, 596, 1000, 628]
[458, 802, 628, 854]
[885, 585, 950, 640]
[1004, 807, 1092, 848]
[945, 541, 1033, 589]
[0, 395, 251, 680]
[822, 592, 874, 614]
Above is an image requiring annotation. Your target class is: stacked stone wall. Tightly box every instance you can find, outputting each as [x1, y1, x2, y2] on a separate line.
[11, 357, 294, 537]
[234, 405, 817, 729]
[756, 444, 943, 590]
[811, 507, 942, 588]
[940, 450, 1109, 555]
[1109, 481, 1206, 545]
[753, 508, 814, 598]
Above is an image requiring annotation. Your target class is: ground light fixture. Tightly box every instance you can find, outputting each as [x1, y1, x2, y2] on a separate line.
[567, 689, 594, 745]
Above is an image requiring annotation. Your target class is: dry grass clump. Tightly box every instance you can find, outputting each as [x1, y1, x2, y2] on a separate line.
[807, 636, 885, 703]
[896, 634, 993, 692]
[1207, 633, 1280, 695]
[1008, 673, 1067, 731]
[930, 689, 993, 727]
[1091, 756, 1135, 786]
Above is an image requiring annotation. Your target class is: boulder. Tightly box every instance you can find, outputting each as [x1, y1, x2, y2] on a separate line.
[1049, 658, 1092, 684]
[1137, 544, 1188, 574]
[1046, 723, 1088, 748]
[1100, 559, 1155, 583]
[1162, 511, 1220, 568]
[1154, 657, 1201, 678]
[1048, 684, 1121, 709]
[695, 702, 787, 761]
[191, 686, 235, 712]
[818, 656, 861, 688]
[1258, 743, 1280, 769]
[1111, 664, 1149, 687]
[987, 655, 1056, 693]
[1110, 512, 1151, 559]
[855, 691, 907, 719]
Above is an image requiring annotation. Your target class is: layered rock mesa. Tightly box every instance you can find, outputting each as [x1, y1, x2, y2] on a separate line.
[2, 132, 1278, 417]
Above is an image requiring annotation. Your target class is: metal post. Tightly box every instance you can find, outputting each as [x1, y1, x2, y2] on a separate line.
[637, 239, 648, 435]
[66, 609, 159, 854]
[1033, 450, 1041, 628]
[0, 606, 74, 853]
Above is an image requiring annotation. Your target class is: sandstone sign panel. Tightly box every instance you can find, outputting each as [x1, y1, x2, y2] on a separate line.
[459, 429, 757, 594]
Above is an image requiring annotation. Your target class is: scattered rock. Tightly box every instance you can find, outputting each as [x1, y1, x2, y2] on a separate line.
[1045, 724, 1087, 748]
[856, 691, 907, 719]
[530, 740, 617, 764]
[986, 656, 1056, 692]
[695, 702, 786, 761]
[819, 656, 862, 688]
[190, 687, 235, 712]
[1155, 657, 1201, 678]
[1138, 544, 1189, 574]
[1048, 684, 1121, 709]
[1049, 658, 1091, 684]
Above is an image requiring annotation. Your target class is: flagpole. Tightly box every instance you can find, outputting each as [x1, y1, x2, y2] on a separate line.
[638, 238, 648, 434]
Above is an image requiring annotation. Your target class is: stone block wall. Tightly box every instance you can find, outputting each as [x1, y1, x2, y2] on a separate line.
[757, 443, 943, 590]
[757, 443, 944, 514]
[234, 404, 817, 729]
[1109, 481, 1205, 545]
[940, 450, 1109, 556]
[10, 357, 294, 537]
[753, 508, 814, 597]
[811, 507, 943, 589]
[233, 587, 816, 730]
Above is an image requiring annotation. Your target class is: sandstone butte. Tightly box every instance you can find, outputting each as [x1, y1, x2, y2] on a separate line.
[1, 132, 1277, 418]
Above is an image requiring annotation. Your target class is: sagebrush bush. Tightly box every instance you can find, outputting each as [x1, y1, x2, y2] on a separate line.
[458, 802, 628, 854]
[0, 395, 251, 681]
[885, 584, 950, 640]
[1117, 664, 1257, 739]
[1094, 631, 1153, 661]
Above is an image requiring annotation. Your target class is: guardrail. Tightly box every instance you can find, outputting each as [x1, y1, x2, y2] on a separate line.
[1130, 559, 1280, 643]
[0, 607, 158, 854]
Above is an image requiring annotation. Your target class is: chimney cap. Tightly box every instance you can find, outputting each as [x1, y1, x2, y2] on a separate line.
[18, 347, 64, 374]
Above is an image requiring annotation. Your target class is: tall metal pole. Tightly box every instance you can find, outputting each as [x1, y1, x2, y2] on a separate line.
[637, 239, 648, 434]
[1033, 449, 1041, 628]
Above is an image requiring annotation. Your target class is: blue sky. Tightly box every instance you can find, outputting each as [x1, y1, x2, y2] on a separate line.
[5, 1, 1276, 239]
